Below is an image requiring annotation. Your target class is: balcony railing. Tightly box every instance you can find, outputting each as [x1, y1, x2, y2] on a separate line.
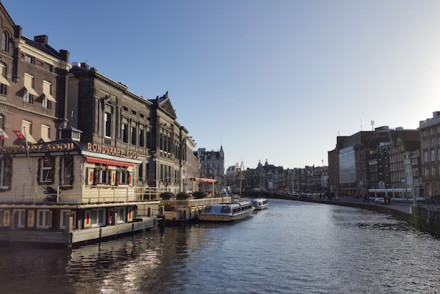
[3, 184, 161, 205]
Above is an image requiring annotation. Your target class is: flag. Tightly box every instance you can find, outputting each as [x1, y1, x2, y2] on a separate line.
[13, 130, 24, 139]
[0, 130, 4, 140]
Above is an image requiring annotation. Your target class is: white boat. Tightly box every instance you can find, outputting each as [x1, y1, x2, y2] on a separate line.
[198, 201, 254, 222]
[251, 198, 268, 210]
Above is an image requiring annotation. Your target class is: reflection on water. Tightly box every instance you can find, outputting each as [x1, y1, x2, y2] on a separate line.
[0, 199, 439, 293]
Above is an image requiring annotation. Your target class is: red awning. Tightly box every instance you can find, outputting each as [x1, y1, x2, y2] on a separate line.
[87, 157, 134, 167]
[190, 177, 216, 183]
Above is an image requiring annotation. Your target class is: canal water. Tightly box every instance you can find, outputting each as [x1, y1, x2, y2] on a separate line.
[0, 199, 439, 293]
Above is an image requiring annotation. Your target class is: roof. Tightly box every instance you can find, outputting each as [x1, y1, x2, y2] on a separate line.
[22, 36, 63, 59]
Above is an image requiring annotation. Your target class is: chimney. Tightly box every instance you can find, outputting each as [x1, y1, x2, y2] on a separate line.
[59, 49, 69, 62]
[80, 62, 89, 69]
[34, 35, 48, 44]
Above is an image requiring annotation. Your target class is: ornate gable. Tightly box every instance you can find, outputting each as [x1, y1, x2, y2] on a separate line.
[159, 92, 177, 119]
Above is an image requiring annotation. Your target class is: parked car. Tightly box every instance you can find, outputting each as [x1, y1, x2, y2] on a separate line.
[375, 197, 385, 204]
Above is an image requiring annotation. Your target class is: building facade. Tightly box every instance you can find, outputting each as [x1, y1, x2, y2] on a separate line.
[329, 126, 420, 197]
[0, 3, 70, 148]
[195, 146, 225, 193]
[419, 111, 440, 198]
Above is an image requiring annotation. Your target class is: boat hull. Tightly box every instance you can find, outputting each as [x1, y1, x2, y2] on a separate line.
[198, 210, 253, 222]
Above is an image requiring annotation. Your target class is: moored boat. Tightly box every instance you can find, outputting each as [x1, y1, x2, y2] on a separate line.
[251, 198, 268, 210]
[198, 201, 254, 222]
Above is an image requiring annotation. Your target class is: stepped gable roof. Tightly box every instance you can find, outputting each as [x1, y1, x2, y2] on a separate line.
[22, 36, 62, 59]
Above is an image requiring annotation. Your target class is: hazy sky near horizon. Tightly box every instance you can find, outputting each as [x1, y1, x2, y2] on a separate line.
[4, 0, 440, 169]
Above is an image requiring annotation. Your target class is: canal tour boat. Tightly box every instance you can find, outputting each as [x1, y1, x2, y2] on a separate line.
[251, 198, 268, 210]
[198, 201, 254, 222]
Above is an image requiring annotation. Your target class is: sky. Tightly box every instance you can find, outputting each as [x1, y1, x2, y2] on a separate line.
[4, 0, 440, 170]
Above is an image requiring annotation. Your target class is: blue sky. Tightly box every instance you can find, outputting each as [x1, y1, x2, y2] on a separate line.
[4, 0, 440, 169]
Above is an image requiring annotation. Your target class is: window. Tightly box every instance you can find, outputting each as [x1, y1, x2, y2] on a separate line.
[96, 167, 110, 184]
[24, 55, 34, 64]
[1, 31, 7, 51]
[122, 123, 128, 143]
[60, 156, 74, 186]
[91, 209, 105, 227]
[24, 73, 37, 102]
[42, 81, 55, 107]
[39, 157, 55, 184]
[131, 126, 137, 145]
[0, 63, 9, 95]
[139, 128, 144, 147]
[0, 157, 12, 189]
[36, 209, 51, 229]
[431, 149, 436, 162]
[13, 210, 25, 228]
[59, 210, 71, 230]
[0, 210, 3, 227]
[104, 112, 111, 138]
[138, 163, 143, 181]
[116, 207, 126, 224]
[42, 97, 51, 109]
[23, 90, 31, 103]
[119, 169, 129, 185]
[41, 125, 50, 142]
[22, 120, 37, 144]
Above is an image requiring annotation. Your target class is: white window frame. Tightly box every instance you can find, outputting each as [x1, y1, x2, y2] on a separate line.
[98, 169, 109, 184]
[39, 158, 53, 183]
[116, 207, 126, 224]
[23, 90, 31, 103]
[59, 210, 70, 230]
[42, 96, 50, 109]
[36, 209, 50, 229]
[13, 209, 25, 229]
[91, 209, 105, 227]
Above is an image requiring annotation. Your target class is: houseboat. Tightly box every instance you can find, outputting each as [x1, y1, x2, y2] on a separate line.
[251, 198, 268, 210]
[0, 140, 161, 246]
[197, 201, 254, 222]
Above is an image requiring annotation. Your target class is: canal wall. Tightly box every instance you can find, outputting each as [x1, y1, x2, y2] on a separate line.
[243, 192, 440, 237]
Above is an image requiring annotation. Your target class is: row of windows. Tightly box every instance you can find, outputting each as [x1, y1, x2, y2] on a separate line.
[0, 68, 55, 110]
[0, 209, 54, 229]
[104, 112, 151, 148]
[159, 164, 179, 184]
[423, 149, 440, 163]
[421, 126, 440, 137]
[423, 166, 440, 177]
[421, 137, 440, 148]
[86, 166, 133, 186]
[0, 156, 72, 191]
[0, 207, 131, 231]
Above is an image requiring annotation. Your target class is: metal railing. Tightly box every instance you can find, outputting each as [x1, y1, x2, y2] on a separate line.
[6, 184, 160, 205]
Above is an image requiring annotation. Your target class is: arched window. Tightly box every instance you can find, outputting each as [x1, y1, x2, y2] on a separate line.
[1, 31, 7, 51]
